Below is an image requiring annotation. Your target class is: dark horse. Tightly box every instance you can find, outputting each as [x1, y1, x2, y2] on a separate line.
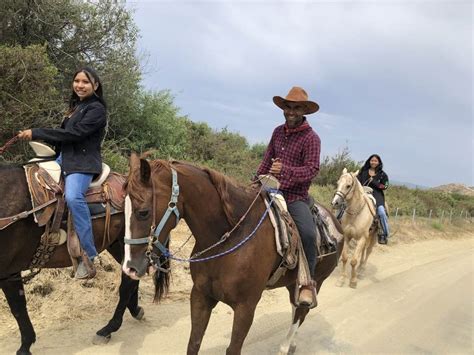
[0, 163, 167, 355]
[123, 154, 343, 354]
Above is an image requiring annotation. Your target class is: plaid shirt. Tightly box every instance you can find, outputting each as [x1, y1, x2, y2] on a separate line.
[257, 119, 321, 203]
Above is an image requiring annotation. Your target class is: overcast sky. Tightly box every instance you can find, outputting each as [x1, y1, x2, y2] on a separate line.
[127, 0, 472, 187]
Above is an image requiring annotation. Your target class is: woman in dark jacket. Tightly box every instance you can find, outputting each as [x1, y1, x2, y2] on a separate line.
[357, 154, 390, 244]
[18, 67, 107, 278]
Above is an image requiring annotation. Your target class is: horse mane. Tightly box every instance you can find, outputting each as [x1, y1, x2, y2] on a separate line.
[201, 167, 250, 226]
[143, 159, 254, 227]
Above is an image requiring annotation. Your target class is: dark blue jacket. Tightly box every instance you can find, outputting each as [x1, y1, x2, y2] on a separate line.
[32, 96, 106, 176]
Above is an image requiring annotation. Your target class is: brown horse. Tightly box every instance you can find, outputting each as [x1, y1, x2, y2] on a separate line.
[123, 155, 343, 354]
[0, 163, 167, 355]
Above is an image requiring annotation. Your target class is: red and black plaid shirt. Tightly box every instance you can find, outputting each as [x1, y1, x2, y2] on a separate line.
[256, 119, 321, 203]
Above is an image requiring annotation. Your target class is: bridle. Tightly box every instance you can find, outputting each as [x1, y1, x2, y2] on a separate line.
[123, 167, 180, 272]
[334, 173, 356, 200]
[334, 173, 365, 216]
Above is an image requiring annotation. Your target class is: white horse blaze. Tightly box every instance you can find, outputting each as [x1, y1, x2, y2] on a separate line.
[122, 195, 133, 275]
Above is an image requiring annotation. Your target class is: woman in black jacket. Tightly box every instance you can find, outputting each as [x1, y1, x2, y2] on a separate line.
[357, 154, 390, 244]
[18, 67, 107, 278]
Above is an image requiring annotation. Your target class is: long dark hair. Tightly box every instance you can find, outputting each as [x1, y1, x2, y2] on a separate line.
[362, 154, 384, 172]
[67, 67, 107, 114]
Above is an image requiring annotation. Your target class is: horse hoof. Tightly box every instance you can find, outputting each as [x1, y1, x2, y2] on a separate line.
[278, 343, 296, 355]
[132, 307, 145, 321]
[349, 281, 358, 288]
[92, 334, 111, 345]
[336, 279, 345, 287]
[16, 350, 31, 355]
[357, 273, 365, 280]
[288, 343, 297, 355]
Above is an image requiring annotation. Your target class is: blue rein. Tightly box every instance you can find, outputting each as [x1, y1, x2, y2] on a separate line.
[124, 167, 277, 264]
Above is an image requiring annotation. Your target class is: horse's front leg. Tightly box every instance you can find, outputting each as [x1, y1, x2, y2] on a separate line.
[336, 236, 349, 287]
[350, 236, 367, 288]
[187, 286, 218, 355]
[226, 300, 259, 355]
[94, 271, 141, 344]
[2, 275, 36, 355]
[279, 286, 311, 355]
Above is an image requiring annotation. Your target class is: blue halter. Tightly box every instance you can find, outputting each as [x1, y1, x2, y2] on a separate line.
[124, 168, 180, 254]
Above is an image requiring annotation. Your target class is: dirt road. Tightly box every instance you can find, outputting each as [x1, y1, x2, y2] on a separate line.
[2, 237, 473, 354]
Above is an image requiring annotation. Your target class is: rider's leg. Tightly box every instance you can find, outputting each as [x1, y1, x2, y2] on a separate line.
[288, 199, 317, 305]
[377, 205, 390, 242]
[65, 173, 97, 278]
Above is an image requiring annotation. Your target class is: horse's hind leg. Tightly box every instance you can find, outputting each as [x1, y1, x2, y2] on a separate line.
[358, 234, 376, 279]
[94, 271, 140, 344]
[336, 236, 349, 287]
[350, 237, 367, 288]
[187, 286, 218, 355]
[2, 276, 36, 355]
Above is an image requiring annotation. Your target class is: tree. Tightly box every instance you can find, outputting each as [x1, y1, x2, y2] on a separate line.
[1, 0, 142, 127]
[0, 45, 60, 160]
[314, 146, 362, 186]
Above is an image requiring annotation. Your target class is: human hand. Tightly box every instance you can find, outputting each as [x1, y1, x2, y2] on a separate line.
[269, 158, 282, 175]
[17, 129, 33, 141]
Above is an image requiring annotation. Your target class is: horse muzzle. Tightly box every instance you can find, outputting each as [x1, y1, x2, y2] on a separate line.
[123, 256, 149, 279]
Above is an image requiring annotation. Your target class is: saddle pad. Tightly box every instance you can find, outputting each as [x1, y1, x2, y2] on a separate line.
[265, 194, 298, 269]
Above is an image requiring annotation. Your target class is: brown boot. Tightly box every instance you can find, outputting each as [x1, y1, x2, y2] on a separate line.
[298, 286, 316, 307]
[75, 254, 98, 279]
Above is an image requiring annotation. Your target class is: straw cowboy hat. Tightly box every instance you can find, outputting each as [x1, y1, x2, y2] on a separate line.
[273, 86, 319, 115]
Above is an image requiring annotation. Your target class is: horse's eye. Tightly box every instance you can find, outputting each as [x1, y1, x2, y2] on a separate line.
[346, 184, 351, 188]
[136, 209, 150, 220]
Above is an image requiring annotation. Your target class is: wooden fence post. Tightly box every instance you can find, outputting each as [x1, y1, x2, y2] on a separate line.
[412, 208, 416, 223]
[395, 207, 399, 218]
[428, 210, 432, 219]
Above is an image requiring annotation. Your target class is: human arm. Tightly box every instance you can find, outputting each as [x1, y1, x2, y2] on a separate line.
[31, 105, 106, 143]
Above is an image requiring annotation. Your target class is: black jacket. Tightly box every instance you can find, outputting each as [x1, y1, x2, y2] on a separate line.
[357, 168, 389, 207]
[32, 96, 106, 176]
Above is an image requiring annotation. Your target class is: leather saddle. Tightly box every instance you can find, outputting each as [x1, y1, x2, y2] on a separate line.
[23, 143, 126, 270]
[259, 175, 339, 289]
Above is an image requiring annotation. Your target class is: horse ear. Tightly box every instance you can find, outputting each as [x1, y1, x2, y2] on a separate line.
[140, 159, 151, 184]
[129, 152, 140, 171]
[342, 168, 347, 174]
[354, 170, 359, 176]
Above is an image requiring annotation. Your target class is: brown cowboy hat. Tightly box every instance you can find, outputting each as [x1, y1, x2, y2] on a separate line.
[273, 86, 319, 115]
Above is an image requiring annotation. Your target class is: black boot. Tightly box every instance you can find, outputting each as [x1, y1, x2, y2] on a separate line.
[378, 235, 387, 244]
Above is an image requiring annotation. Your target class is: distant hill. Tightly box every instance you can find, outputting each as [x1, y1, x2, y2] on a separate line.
[431, 184, 474, 197]
[391, 180, 429, 190]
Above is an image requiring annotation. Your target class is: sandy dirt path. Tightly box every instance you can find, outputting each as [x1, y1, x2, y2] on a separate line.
[2, 237, 473, 354]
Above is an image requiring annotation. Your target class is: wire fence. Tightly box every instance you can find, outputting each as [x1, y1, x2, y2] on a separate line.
[390, 207, 473, 224]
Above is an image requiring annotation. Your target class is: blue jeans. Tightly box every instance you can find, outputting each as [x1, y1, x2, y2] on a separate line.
[377, 205, 390, 237]
[64, 173, 97, 259]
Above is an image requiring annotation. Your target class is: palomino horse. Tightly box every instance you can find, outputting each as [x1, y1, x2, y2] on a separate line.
[0, 163, 167, 355]
[331, 168, 377, 288]
[122, 155, 343, 355]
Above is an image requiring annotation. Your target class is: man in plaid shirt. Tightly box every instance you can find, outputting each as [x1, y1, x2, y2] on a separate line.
[256, 86, 321, 306]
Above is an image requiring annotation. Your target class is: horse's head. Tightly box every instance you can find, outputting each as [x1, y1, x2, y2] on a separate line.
[331, 168, 360, 207]
[122, 154, 180, 288]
